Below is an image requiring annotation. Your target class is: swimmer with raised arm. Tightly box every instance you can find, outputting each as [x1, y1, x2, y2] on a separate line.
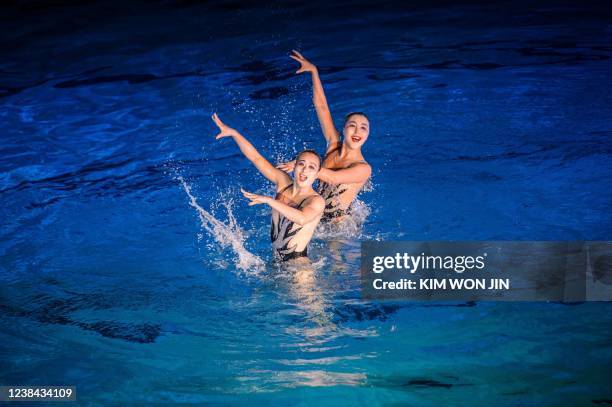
[211, 113, 325, 261]
[278, 50, 372, 223]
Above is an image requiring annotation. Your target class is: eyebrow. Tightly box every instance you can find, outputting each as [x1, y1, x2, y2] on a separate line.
[348, 120, 368, 127]
[298, 159, 318, 166]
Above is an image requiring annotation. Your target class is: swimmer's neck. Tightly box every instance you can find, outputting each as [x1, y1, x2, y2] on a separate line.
[339, 141, 365, 161]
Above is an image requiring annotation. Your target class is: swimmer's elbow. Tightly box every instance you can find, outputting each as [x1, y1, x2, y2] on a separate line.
[295, 211, 317, 226]
[297, 211, 315, 226]
[292, 216, 307, 227]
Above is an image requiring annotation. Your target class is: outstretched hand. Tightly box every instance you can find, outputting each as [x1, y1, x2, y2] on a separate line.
[275, 160, 295, 173]
[211, 113, 237, 139]
[241, 188, 271, 206]
[289, 50, 317, 74]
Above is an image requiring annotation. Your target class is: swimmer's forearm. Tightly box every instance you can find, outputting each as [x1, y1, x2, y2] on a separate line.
[214, 114, 285, 184]
[228, 131, 267, 166]
[317, 165, 371, 184]
[265, 198, 307, 225]
[311, 70, 328, 107]
[310, 70, 339, 145]
[224, 130, 288, 186]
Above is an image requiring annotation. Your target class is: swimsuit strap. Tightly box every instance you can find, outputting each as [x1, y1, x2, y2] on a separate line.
[297, 197, 309, 208]
[278, 183, 293, 194]
[324, 144, 341, 160]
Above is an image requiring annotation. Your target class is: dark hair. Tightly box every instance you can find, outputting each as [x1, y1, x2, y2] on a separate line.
[343, 111, 369, 125]
[295, 149, 322, 170]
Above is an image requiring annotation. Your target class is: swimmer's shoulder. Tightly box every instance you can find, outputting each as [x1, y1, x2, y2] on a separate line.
[349, 158, 370, 168]
[346, 160, 371, 184]
[348, 159, 371, 172]
[303, 193, 325, 211]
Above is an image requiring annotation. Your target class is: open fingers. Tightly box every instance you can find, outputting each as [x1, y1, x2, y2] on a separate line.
[292, 50, 304, 59]
[211, 113, 222, 127]
[241, 189, 264, 206]
[241, 188, 257, 199]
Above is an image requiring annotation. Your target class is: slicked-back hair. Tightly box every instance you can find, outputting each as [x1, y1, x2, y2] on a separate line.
[343, 111, 369, 125]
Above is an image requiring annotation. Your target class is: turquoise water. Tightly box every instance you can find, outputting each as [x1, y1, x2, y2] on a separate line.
[1, 1, 611, 404]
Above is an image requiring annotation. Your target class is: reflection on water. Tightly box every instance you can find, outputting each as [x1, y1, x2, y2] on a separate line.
[285, 261, 333, 327]
[241, 369, 367, 390]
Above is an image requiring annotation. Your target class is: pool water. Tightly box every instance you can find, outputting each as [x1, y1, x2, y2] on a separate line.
[1, 1, 611, 404]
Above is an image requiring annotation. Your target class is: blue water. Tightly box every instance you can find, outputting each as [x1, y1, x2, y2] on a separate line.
[1, 1, 611, 405]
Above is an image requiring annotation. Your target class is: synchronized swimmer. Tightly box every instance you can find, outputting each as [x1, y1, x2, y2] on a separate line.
[211, 50, 371, 262]
[278, 50, 372, 223]
[211, 113, 325, 262]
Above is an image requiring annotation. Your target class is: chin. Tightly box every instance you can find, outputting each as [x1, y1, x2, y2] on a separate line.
[297, 179, 312, 187]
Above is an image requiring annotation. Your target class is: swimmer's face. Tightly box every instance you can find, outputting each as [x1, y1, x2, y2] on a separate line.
[342, 114, 369, 149]
[293, 152, 320, 187]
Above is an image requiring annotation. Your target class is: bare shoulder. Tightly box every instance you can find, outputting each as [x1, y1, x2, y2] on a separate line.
[349, 160, 372, 175]
[349, 159, 370, 168]
[305, 194, 325, 210]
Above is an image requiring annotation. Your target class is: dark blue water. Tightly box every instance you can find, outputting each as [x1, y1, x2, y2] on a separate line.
[1, 1, 611, 404]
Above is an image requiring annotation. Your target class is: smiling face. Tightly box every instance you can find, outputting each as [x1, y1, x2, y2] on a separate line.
[293, 151, 321, 188]
[342, 113, 370, 149]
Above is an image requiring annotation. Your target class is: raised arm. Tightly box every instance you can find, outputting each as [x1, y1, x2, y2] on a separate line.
[317, 162, 371, 185]
[212, 113, 290, 187]
[290, 50, 340, 151]
[242, 189, 325, 226]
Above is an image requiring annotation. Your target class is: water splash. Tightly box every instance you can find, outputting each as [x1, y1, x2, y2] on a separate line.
[178, 177, 264, 274]
[315, 199, 371, 239]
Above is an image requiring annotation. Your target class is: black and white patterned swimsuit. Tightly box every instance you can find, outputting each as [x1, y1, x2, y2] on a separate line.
[270, 184, 309, 261]
[317, 180, 351, 222]
[317, 146, 367, 222]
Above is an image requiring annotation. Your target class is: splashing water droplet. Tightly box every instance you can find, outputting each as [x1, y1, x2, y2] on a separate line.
[178, 177, 264, 274]
[315, 199, 371, 239]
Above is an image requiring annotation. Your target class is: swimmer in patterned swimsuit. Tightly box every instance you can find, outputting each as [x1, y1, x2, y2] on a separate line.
[270, 183, 313, 260]
[278, 51, 372, 223]
[211, 113, 325, 261]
